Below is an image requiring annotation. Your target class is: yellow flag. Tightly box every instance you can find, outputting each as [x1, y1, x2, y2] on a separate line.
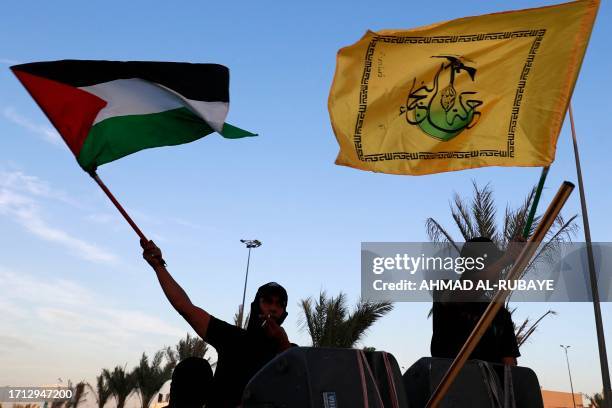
[328, 0, 599, 175]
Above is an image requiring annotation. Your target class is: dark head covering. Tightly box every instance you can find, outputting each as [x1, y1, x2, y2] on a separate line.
[459, 237, 504, 279]
[246, 282, 288, 332]
[167, 357, 213, 408]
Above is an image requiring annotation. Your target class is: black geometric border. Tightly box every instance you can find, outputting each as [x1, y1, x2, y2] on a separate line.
[354, 29, 546, 162]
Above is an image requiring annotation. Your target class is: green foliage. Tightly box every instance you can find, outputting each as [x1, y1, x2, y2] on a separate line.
[103, 365, 135, 408]
[510, 308, 557, 347]
[65, 382, 85, 408]
[95, 373, 112, 408]
[234, 304, 250, 329]
[426, 181, 578, 251]
[300, 291, 393, 348]
[424, 181, 577, 346]
[165, 333, 211, 369]
[132, 352, 173, 408]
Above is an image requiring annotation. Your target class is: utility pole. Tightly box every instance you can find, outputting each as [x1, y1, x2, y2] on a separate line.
[237, 239, 262, 327]
[561, 345, 577, 408]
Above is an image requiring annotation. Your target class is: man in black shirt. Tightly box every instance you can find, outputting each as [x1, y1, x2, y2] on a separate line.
[430, 237, 521, 365]
[140, 240, 292, 407]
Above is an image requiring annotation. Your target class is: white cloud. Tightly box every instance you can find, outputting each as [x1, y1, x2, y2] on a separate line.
[0, 269, 95, 306]
[0, 58, 18, 65]
[0, 170, 117, 264]
[0, 268, 184, 351]
[2, 106, 63, 146]
[0, 170, 81, 207]
[103, 309, 184, 337]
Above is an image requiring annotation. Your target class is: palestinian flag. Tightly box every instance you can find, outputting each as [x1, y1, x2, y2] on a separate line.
[11, 60, 255, 172]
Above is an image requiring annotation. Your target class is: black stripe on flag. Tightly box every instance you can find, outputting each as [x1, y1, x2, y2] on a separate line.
[11, 60, 229, 103]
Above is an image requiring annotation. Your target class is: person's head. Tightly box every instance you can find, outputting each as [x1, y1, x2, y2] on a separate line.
[459, 237, 504, 278]
[167, 357, 213, 408]
[246, 282, 288, 332]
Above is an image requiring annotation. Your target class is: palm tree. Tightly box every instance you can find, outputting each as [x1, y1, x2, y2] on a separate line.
[103, 366, 135, 408]
[165, 333, 211, 369]
[65, 381, 85, 408]
[587, 392, 606, 408]
[511, 309, 557, 348]
[425, 181, 577, 345]
[300, 291, 393, 347]
[132, 351, 173, 408]
[93, 373, 112, 408]
[233, 304, 250, 329]
[425, 181, 577, 270]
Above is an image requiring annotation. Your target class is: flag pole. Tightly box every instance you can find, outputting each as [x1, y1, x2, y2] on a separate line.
[426, 181, 575, 408]
[89, 171, 148, 241]
[569, 103, 612, 407]
[522, 166, 550, 238]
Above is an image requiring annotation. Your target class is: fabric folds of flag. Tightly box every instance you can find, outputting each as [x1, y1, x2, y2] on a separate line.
[328, 0, 599, 175]
[11, 60, 255, 171]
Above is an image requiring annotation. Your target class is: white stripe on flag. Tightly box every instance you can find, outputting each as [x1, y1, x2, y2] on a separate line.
[80, 78, 229, 133]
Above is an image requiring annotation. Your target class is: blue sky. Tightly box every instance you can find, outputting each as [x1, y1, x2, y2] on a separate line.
[1, 0, 611, 399]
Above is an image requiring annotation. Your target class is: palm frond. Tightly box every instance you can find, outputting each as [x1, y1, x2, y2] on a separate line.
[425, 218, 460, 252]
[300, 292, 392, 348]
[471, 181, 498, 241]
[104, 366, 135, 408]
[451, 192, 476, 240]
[426, 181, 577, 348]
[514, 310, 557, 348]
[342, 299, 394, 347]
[95, 373, 112, 408]
[132, 351, 173, 408]
[503, 187, 536, 245]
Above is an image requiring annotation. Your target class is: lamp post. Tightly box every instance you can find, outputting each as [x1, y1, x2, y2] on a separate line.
[238, 239, 262, 328]
[561, 345, 577, 408]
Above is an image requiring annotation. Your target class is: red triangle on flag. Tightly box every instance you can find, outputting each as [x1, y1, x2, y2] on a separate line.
[11, 69, 107, 157]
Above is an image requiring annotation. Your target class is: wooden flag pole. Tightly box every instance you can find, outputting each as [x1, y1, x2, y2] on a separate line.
[89, 171, 148, 241]
[426, 181, 575, 408]
[522, 166, 550, 238]
[569, 103, 612, 407]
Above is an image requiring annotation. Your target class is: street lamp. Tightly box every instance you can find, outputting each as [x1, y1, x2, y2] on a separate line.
[238, 239, 262, 327]
[561, 345, 577, 408]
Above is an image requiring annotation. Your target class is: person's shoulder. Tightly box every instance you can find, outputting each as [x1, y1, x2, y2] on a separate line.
[205, 316, 245, 344]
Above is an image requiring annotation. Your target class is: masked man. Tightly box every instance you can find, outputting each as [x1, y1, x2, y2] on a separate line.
[141, 240, 292, 407]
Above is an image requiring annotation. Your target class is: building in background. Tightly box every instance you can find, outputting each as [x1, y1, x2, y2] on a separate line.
[542, 389, 584, 408]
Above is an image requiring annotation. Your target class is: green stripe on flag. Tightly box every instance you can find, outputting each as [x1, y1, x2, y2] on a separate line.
[77, 107, 255, 171]
[220, 123, 257, 139]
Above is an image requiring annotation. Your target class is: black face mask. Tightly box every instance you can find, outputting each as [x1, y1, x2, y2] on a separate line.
[246, 282, 288, 332]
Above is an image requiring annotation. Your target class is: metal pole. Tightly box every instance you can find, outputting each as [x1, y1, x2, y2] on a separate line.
[561, 345, 577, 408]
[569, 104, 612, 407]
[426, 181, 575, 408]
[523, 166, 550, 238]
[238, 247, 252, 328]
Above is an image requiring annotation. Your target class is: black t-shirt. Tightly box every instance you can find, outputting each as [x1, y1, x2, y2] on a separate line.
[204, 316, 281, 408]
[430, 300, 520, 364]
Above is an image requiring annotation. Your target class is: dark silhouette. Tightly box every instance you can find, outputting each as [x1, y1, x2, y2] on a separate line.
[167, 357, 213, 408]
[430, 237, 521, 365]
[141, 240, 292, 408]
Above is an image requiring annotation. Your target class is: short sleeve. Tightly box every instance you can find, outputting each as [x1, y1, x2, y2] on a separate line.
[204, 316, 244, 351]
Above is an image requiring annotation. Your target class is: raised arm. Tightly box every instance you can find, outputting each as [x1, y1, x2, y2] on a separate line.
[140, 239, 211, 339]
[460, 238, 526, 283]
